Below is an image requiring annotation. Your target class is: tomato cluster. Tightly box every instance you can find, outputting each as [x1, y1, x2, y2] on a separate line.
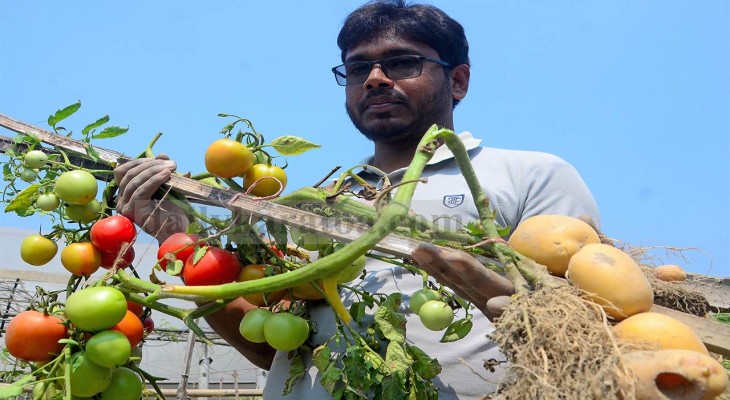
[239, 309, 310, 352]
[6, 286, 148, 398]
[409, 289, 455, 331]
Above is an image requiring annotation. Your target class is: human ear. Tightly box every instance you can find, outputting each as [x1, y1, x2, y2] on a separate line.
[450, 64, 470, 101]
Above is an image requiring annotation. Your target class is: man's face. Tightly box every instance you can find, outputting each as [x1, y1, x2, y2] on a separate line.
[344, 35, 454, 144]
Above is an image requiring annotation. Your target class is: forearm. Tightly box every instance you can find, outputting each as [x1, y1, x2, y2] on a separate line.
[202, 298, 276, 370]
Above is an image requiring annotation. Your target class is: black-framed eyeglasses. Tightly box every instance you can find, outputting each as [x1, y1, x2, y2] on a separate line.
[331, 55, 452, 86]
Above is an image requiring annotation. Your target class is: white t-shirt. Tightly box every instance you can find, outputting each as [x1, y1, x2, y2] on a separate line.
[263, 132, 600, 399]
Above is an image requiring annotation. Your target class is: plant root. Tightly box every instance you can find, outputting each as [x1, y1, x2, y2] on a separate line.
[485, 285, 646, 400]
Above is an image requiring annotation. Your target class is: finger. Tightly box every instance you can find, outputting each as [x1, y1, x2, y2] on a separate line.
[486, 295, 511, 320]
[155, 153, 170, 160]
[116, 167, 172, 217]
[114, 158, 155, 184]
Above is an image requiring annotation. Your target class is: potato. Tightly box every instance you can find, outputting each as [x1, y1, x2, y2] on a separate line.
[653, 264, 688, 282]
[623, 349, 728, 400]
[613, 312, 708, 354]
[566, 243, 653, 320]
[508, 214, 600, 277]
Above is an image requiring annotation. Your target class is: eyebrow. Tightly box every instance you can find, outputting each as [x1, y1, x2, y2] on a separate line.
[345, 47, 423, 63]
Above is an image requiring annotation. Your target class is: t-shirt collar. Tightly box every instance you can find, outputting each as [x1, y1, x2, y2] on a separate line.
[359, 131, 482, 168]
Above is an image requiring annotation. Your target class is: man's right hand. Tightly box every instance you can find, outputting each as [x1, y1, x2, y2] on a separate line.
[114, 155, 188, 242]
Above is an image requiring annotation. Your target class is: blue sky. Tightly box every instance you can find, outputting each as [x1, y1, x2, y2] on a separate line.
[1, 1, 728, 276]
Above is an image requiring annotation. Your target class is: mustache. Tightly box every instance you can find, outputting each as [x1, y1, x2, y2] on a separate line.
[360, 89, 408, 109]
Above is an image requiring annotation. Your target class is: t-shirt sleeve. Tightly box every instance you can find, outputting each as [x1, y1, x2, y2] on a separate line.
[517, 153, 601, 229]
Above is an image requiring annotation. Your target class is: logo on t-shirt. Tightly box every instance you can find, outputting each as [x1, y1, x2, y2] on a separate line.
[443, 194, 465, 208]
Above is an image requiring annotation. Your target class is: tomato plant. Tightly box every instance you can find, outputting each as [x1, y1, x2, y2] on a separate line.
[418, 300, 454, 331]
[24, 149, 49, 168]
[65, 286, 128, 332]
[332, 243, 366, 283]
[90, 215, 136, 252]
[263, 312, 309, 352]
[20, 234, 58, 266]
[68, 351, 113, 397]
[409, 288, 440, 314]
[99, 366, 144, 400]
[54, 169, 98, 205]
[60, 242, 102, 276]
[100, 246, 135, 270]
[5, 310, 67, 362]
[36, 193, 60, 211]
[291, 280, 325, 300]
[182, 246, 243, 286]
[238, 308, 273, 343]
[205, 138, 254, 178]
[156, 232, 200, 271]
[237, 264, 286, 306]
[64, 199, 102, 224]
[243, 164, 288, 197]
[86, 330, 132, 368]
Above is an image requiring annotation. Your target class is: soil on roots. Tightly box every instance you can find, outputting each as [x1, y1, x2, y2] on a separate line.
[484, 285, 648, 400]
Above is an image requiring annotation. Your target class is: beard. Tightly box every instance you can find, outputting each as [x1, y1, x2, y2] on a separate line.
[346, 80, 452, 144]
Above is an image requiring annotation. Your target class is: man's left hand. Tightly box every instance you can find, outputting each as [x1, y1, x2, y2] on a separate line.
[411, 244, 514, 321]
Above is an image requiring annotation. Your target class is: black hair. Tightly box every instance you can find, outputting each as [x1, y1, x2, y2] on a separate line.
[337, 0, 470, 68]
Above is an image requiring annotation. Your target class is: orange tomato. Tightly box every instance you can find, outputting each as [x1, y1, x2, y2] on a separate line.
[204, 139, 254, 178]
[237, 264, 286, 306]
[60, 242, 102, 276]
[111, 310, 145, 348]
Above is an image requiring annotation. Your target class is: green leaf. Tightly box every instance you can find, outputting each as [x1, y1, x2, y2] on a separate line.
[85, 143, 101, 162]
[2, 164, 11, 180]
[343, 347, 369, 393]
[5, 183, 40, 213]
[48, 101, 81, 128]
[407, 345, 441, 379]
[186, 221, 205, 235]
[312, 345, 332, 372]
[82, 115, 110, 136]
[265, 221, 288, 254]
[283, 351, 306, 396]
[319, 362, 343, 395]
[349, 301, 366, 324]
[380, 370, 408, 400]
[270, 136, 321, 156]
[0, 374, 34, 398]
[167, 260, 184, 276]
[191, 246, 207, 265]
[440, 318, 472, 343]
[374, 293, 406, 344]
[92, 125, 129, 139]
[384, 341, 410, 374]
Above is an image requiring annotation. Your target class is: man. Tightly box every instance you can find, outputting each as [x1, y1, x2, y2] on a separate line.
[115, 1, 600, 398]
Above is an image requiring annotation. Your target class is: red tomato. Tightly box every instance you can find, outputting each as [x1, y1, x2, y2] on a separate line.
[90, 215, 136, 253]
[100, 246, 135, 270]
[156, 232, 200, 271]
[111, 310, 145, 348]
[127, 301, 144, 318]
[142, 316, 155, 335]
[182, 246, 243, 286]
[5, 310, 67, 362]
[60, 242, 102, 276]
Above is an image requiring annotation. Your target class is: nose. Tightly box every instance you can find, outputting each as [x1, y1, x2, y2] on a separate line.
[362, 64, 394, 90]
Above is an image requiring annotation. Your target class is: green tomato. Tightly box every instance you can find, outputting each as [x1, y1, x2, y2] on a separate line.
[64, 199, 102, 224]
[68, 351, 112, 397]
[290, 226, 331, 251]
[20, 234, 58, 266]
[331, 243, 366, 283]
[409, 289, 440, 314]
[24, 150, 49, 168]
[65, 287, 128, 332]
[54, 169, 98, 205]
[32, 382, 60, 399]
[239, 308, 273, 343]
[19, 168, 38, 182]
[418, 300, 454, 331]
[263, 313, 309, 352]
[85, 330, 131, 368]
[36, 193, 60, 211]
[99, 367, 144, 400]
